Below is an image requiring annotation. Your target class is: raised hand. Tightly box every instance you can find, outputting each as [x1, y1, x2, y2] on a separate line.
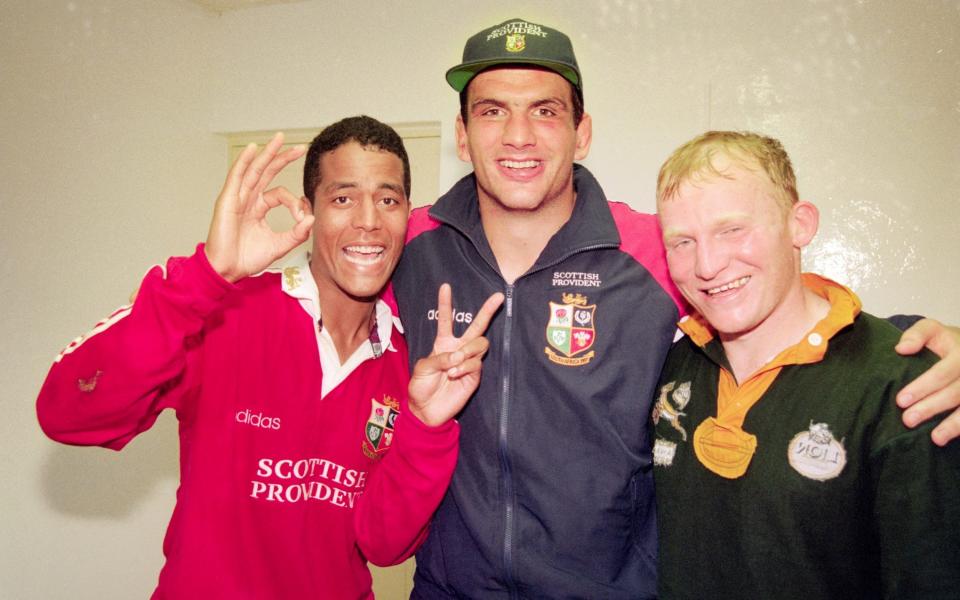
[205, 132, 315, 282]
[407, 284, 504, 427]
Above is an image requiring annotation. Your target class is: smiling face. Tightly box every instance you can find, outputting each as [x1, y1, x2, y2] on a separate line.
[659, 162, 812, 341]
[455, 67, 592, 215]
[308, 141, 409, 304]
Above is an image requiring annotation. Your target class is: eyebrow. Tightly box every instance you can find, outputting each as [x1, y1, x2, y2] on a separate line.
[661, 227, 687, 243]
[470, 95, 569, 112]
[661, 212, 752, 241]
[532, 97, 568, 111]
[711, 212, 752, 227]
[324, 181, 405, 196]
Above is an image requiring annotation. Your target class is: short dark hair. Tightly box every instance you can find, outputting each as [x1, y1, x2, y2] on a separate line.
[303, 115, 411, 205]
[458, 70, 584, 128]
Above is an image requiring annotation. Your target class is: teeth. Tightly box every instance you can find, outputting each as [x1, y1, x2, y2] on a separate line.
[707, 276, 750, 295]
[344, 245, 384, 265]
[500, 159, 539, 169]
[345, 245, 383, 255]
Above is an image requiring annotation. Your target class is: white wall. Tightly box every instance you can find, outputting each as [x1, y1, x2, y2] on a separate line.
[2, 2, 222, 599]
[3, 1, 958, 598]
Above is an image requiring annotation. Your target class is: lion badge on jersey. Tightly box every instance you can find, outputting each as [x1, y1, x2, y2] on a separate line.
[788, 421, 847, 481]
[544, 293, 596, 366]
[362, 395, 400, 459]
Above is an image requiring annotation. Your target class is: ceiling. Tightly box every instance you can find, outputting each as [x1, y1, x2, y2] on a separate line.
[187, 0, 307, 14]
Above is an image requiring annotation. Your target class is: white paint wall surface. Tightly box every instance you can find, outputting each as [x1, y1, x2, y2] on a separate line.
[3, 1, 958, 598]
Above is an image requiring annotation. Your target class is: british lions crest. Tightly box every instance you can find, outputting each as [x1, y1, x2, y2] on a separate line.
[544, 293, 596, 366]
[505, 33, 526, 53]
[362, 395, 400, 459]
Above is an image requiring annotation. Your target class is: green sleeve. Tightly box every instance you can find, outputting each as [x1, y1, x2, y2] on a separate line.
[872, 422, 960, 599]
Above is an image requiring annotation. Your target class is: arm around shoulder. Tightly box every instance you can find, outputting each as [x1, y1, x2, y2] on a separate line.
[894, 318, 960, 445]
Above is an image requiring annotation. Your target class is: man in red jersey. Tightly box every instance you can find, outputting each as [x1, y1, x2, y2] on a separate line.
[37, 116, 502, 599]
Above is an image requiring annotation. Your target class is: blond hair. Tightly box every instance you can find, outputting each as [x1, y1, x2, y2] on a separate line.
[656, 131, 798, 211]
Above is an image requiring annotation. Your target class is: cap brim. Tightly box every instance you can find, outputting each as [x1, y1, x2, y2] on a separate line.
[445, 59, 580, 92]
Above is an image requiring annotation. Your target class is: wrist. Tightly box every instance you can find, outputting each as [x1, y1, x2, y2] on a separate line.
[203, 245, 241, 283]
[406, 402, 449, 429]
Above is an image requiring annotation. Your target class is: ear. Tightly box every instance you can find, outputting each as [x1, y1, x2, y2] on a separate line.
[790, 200, 819, 249]
[455, 114, 471, 163]
[301, 195, 315, 217]
[573, 112, 593, 161]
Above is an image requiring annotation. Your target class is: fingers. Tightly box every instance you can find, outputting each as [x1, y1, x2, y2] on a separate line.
[460, 291, 505, 342]
[289, 197, 315, 243]
[254, 186, 304, 221]
[253, 189, 314, 252]
[435, 283, 453, 339]
[900, 369, 960, 422]
[418, 345, 489, 380]
[447, 336, 490, 377]
[221, 142, 258, 203]
[902, 382, 960, 446]
[221, 133, 302, 214]
[931, 410, 960, 446]
[896, 320, 960, 444]
[239, 132, 286, 202]
[410, 350, 459, 380]
[896, 322, 960, 410]
[447, 356, 486, 379]
[254, 144, 306, 198]
[898, 353, 960, 404]
[895, 318, 944, 356]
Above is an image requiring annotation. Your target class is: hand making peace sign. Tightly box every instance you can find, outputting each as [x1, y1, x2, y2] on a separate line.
[407, 284, 504, 427]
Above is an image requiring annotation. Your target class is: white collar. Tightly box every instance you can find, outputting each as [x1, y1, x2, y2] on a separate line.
[267, 252, 404, 398]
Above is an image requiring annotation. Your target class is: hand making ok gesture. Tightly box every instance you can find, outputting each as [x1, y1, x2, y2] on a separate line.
[205, 132, 314, 282]
[407, 284, 504, 427]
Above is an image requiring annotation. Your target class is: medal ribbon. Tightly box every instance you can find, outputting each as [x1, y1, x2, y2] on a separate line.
[693, 367, 781, 479]
[681, 274, 861, 479]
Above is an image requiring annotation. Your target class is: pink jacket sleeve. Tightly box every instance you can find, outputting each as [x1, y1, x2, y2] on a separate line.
[36, 247, 233, 450]
[354, 404, 459, 567]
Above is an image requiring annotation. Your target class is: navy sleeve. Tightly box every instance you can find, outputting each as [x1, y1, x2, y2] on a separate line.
[886, 314, 924, 331]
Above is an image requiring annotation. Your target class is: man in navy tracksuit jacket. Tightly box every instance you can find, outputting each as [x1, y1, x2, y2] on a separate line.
[392, 17, 960, 600]
[394, 165, 684, 598]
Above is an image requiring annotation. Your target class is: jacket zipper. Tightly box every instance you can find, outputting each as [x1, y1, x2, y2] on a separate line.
[498, 283, 518, 597]
[497, 243, 620, 597]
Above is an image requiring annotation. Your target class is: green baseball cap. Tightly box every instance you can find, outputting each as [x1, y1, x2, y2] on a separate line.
[446, 18, 582, 99]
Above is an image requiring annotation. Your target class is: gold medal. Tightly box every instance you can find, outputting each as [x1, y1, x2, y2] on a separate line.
[693, 417, 757, 479]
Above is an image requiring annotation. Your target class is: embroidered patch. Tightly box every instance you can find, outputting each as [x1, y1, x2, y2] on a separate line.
[544, 293, 596, 366]
[652, 381, 691, 441]
[283, 266, 302, 290]
[788, 422, 846, 481]
[77, 370, 102, 392]
[505, 33, 525, 52]
[653, 438, 677, 467]
[362, 395, 400, 459]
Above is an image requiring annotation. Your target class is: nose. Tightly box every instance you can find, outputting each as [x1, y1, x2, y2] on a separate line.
[694, 238, 728, 281]
[502, 112, 535, 149]
[352, 197, 381, 231]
